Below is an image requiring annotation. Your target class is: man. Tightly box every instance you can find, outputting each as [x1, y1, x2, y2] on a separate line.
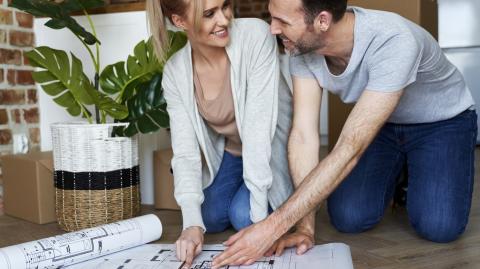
[212, 0, 477, 267]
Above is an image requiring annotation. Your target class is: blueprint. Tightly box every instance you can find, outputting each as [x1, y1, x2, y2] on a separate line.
[68, 243, 354, 269]
[0, 213, 353, 269]
[0, 214, 162, 269]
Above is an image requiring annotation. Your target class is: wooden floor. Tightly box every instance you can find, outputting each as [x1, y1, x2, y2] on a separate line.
[0, 149, 479, 268]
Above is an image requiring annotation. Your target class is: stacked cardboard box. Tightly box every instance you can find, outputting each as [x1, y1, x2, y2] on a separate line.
[1, 152, 56, 224]
[154, 148, 180, 210]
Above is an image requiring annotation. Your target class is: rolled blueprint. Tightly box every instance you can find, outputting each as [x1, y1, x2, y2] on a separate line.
[0, 214, 162, 269]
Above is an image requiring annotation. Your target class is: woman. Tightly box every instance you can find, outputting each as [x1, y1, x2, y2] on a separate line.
[146, 0, 293, 266]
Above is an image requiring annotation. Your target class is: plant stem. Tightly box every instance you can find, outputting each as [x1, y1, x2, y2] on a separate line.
[101, 111, 107, 124]
[84, 10, 100, 73]
[83, 9, 101, 124]
[81, 105, 93, 124]
[94, 72, 100, 123]
[76, 33, 97, 69]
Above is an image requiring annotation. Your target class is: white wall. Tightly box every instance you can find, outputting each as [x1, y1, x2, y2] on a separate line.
[35, 11, 171, 205]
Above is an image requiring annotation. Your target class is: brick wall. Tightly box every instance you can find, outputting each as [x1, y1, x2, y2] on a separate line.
[0, 0, 40, 159]
[234, 0, 270, 19]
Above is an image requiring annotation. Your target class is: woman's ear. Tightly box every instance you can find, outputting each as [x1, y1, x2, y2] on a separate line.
[172, 14, 187, 30]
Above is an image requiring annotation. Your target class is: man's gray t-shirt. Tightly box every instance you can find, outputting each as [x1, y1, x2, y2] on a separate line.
[290, 7, 475, 124]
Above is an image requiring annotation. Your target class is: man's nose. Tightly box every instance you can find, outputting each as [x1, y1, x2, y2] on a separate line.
[270, 20, 281, 35]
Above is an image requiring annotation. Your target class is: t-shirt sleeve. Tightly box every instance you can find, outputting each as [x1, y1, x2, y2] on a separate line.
[366, 33, 422, 92]
[289, 54, 315, 78]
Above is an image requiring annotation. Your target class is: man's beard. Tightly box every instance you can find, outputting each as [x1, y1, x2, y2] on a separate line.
[287, 28, 324, 56]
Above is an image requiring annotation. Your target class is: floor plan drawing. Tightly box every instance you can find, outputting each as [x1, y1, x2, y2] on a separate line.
[67, 243, 353, 269]
[0, 214, 353, 269]
[0, 214, 162, 269]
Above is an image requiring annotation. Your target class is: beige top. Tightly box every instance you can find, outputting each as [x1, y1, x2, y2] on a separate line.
[193, 64, 242, 156]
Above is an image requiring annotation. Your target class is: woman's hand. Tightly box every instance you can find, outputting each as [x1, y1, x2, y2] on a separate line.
[176, 226, 204, 269]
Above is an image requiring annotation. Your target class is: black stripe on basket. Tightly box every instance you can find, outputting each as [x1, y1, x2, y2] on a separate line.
[54, 166, 139, 190]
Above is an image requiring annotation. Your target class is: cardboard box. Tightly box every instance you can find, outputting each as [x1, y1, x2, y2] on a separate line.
[154, 148, 180, 210]
[328, 0, 438, 150]
[2, 151, 56, 224]
[349, 0, 438, 39]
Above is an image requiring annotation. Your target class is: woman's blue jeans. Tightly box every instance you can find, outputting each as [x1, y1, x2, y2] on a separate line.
[201, 151, 253, 233]
[327, 109, 477, 243]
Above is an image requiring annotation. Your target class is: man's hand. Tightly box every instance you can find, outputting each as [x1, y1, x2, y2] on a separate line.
[211, 220, 280, 269]
[176, 226, 204, 269]
[264, 229, 314, 257]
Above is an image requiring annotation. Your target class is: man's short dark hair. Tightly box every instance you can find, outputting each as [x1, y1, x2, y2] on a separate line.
[300, 0, 348, 24]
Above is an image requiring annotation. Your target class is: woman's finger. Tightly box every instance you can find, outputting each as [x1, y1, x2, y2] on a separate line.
[175, 240, 182, 260]
[180, 240, 188, 262]
[183, 242, 196, 269]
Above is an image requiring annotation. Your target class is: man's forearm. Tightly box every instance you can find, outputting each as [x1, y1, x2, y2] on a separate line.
[287, 130, 320, 233]
[271, 141, 363, 238]
[268, 89, 403, 238]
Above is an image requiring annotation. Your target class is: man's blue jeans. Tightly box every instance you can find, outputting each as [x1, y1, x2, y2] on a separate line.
[328, 109, 477, 243]
[201, 151, 253, 233]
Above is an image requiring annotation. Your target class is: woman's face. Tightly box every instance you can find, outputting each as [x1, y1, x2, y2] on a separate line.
[176, 0, 233, 48]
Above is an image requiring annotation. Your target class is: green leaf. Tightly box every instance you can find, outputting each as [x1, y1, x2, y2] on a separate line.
[31, 70, 56, 83]
[91, 90, 129, 120]
[166, 30, 189, 60]
[41, 82, 66, 96]
[100, 62, 128, 95]
[99, 31, 187, 103]
[114, 73, 170, 137]
[9, 0, 104, 45]
[25, 47, 128, 120]
[67, 103, 82, 116]
[53, 92, 76, 107]
[45, 19, 67, 29]
[99, 31, 186, 136]
[124, 123, 139, 137]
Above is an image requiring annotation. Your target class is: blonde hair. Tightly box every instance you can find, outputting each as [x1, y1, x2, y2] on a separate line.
[146, 0, 204, 62]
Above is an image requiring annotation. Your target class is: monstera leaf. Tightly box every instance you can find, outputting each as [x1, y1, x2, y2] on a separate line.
[165, 30, 189, 59]
[25, 47, 128, 120]
[99, 39, 158, 103]
[113, 73, 169, 137]
[100, 31, 187, 103]
[9, 0, 104, 45]
[100, 31, 186, 136]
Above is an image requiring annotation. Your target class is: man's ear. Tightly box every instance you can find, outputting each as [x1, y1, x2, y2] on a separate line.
[314, 11, 333, 32]
[171, 14, 187, 30]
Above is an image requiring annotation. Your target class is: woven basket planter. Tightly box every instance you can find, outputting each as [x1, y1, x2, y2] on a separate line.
[51, 122, 140, 232]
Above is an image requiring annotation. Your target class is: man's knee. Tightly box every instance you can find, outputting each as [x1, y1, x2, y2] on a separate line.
[410, 214, 467, 243]
[328, 202, 382, 233]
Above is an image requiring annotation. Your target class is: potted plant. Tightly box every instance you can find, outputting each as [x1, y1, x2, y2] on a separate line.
[10, 0, 187, 231]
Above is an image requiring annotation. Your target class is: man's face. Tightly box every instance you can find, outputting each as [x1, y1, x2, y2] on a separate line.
[269, 0, 324, 56]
